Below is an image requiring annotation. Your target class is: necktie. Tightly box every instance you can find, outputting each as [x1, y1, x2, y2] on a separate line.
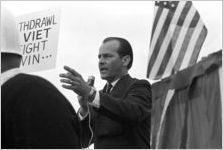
[106, 83, 113, 93]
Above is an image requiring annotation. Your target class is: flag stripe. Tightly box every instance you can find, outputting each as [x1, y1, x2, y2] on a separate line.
[156, 1, 192, 78]
[155, 89, 175, 148]
[188, 26, 207, 65]
[150, 5, 163, 43]
[147, 8, 176, 76]
[173, 12, 200, 71]
[155, 25, 181, 79]
[173, 27, 195, 71]
[162, 6, 197, 78]
[218, 66, 223, 104]
[149, 1, 189, 79]
[147, 6, 158, 66]
[147, 8, 169, 74]
[179, 19, 205, 70]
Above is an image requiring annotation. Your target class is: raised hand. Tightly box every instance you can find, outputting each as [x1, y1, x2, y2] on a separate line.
[59, 65, 91, 97]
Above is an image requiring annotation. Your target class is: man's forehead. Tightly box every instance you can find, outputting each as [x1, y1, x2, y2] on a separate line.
[99, 40, 120, 52]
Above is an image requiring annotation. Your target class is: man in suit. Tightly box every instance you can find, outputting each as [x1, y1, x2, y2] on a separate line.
[60, 37, 152, 148]
[1, 7, 81, 149]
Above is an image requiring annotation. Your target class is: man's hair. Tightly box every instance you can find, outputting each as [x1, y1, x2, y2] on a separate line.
[103, 37, 133, 69]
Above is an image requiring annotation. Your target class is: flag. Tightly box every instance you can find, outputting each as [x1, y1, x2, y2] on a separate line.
[147, 1, 207, 80]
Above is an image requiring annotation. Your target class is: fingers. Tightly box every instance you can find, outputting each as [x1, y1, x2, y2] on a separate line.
[59, 66, 90, 96]
[59, 72, 72, 78]
[60, 78, 72, 84]
[61, 85, 82, 94]
[60, 66, 84, 82]
[60, 74, 79, 92]
[59, 72, 80, 82]
[64, 65, 81, 77]
[61, 84, 74, 89]
[60, 79, 79, 85]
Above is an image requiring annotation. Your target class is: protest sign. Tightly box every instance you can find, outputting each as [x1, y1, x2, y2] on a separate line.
[17, 8, 60, 72]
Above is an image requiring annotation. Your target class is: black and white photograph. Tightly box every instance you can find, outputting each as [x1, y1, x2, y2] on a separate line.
[1, 1, 222, 149]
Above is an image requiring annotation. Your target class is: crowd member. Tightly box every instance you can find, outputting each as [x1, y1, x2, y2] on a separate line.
[1, 7, 81, 149]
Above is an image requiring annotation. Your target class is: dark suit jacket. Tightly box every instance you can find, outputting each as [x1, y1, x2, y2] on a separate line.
[1, 73, 81, 149]
[80, 74, 152, 149]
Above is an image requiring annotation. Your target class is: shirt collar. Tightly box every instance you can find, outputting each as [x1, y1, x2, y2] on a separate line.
[107, 73, 129, 88]
[1, 68, 21, 86]
[109, 79, 119, 87]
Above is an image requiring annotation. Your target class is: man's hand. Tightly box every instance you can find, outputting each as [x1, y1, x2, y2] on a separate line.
[59, 65, 91, 97]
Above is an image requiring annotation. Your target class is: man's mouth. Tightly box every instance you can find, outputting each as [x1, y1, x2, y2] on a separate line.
[100, 67, 108, 73]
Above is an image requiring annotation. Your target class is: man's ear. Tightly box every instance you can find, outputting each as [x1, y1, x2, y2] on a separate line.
[122, 55, 130, 68]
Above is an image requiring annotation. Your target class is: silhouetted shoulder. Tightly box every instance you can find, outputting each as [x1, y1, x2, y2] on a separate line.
[131, 78, 151, 89]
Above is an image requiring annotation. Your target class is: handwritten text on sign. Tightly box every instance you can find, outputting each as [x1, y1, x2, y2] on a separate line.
[17, 9, 60, 72]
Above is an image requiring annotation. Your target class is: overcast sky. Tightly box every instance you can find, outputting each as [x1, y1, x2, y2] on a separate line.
[2, 1, 222, 111]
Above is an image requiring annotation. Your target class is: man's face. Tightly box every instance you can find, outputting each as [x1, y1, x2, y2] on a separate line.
[98, 40, 123, 82]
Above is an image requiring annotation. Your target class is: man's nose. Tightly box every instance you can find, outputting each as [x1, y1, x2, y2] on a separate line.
[99, 57, 105, 64]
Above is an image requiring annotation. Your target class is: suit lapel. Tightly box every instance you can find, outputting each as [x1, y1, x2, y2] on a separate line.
[100, 74, 132, 98]
[110, 74, 132, 98]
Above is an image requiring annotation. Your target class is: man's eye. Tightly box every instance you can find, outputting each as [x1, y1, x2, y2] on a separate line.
[106, 55, 113, 58]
